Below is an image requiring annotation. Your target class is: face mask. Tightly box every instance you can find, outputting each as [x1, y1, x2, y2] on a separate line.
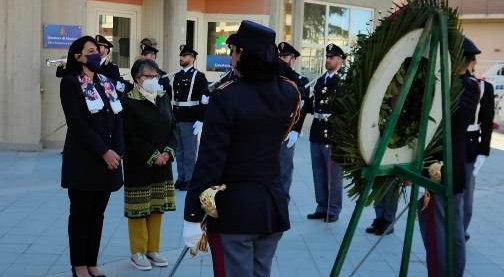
[85, 53, 102, 72]
[142, 78, 162, 95]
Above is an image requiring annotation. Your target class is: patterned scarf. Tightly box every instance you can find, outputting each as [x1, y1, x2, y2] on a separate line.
[78, 73, 123, 114]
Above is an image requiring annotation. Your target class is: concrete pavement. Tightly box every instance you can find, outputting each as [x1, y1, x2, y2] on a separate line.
[1, 134, 504, 277]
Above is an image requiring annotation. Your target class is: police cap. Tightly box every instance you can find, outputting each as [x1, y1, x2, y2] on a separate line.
[227, 20, 277, 62]
[179, 44, 198, 57]
[463, 37, 481, 56]
[141, 43, 159, 55]
[95, 35, 113, 48]
[326, 43, 346, 59]
[278, 42, 300, 58]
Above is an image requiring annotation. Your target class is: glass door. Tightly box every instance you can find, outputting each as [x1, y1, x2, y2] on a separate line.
[87, 1, 141, 81]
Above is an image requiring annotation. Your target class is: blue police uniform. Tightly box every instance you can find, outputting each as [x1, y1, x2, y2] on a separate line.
[172, 45, 209, 190]
[277, 42, 310, 201]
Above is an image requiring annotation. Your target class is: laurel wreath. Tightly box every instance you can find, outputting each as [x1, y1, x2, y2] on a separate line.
[329, 0, 465, 204]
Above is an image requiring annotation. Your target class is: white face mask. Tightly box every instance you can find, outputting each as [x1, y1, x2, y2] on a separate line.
[142, 78, 162, 95]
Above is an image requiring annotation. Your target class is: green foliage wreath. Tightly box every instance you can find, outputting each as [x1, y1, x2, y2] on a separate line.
[329, 0, 465, 204]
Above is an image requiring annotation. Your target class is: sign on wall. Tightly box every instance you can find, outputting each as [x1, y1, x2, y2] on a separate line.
[43, 24, 82, 49]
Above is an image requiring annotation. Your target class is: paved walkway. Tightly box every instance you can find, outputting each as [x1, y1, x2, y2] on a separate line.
[1, 134, 504, 277]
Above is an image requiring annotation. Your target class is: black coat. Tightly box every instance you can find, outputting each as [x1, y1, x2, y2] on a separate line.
[172, 67, 209, 122]
[466, 79, 495, 162]
[307, 72, 343, 144]
[184, 78, 298, 234]
[60, 73, 124, 192]
[279, 61, 309, 133]
[121, 88, 177, 187]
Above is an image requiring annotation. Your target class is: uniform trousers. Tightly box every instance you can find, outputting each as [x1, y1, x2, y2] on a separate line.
[68, 189, 111, 266]
[128, 213, 162, 254]
[310, 143, 342, 217]
[374, 185, 399, 223]
[463, 162, 476, 237]
[208, 232, 283, 277]
[279, 140, 295, 201]
[175, 122, 198, 182]
[418, 192, 465, 277]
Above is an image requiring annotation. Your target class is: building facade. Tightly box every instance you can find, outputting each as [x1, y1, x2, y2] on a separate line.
[3, 0, 500, 150]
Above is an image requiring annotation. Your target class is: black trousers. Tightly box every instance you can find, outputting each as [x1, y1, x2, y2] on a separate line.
[68, 189, 111, 266]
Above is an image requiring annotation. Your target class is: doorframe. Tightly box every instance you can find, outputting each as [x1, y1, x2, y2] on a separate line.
[86, 0, 141, 78]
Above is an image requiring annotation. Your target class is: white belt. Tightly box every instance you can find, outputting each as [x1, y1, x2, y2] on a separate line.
[171, 100, 200, 107]
[313, 112, 331, 120]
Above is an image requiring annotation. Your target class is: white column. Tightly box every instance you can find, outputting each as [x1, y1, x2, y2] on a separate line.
[163, 0, 188, 74]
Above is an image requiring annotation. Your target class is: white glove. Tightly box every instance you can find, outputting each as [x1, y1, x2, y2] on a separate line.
[183, 220, 202, 248]
[193, 121, 203, 136]
[472, 155, 486, 176]
[115, 81, 125, 92]
[284, 131, 299, 148]
[201, 95, 210, 105]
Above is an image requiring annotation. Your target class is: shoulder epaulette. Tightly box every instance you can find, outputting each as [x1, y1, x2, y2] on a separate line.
[216, 80, 235, 91]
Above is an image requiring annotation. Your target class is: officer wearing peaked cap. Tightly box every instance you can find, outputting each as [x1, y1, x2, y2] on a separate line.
[139, 41, 172, 103]
[305, 43, 345, 223]
[183, 20, 299, 277]
[277, 41, 309, 201]
[418, 36, 482, 277]
[172, 44, 209, 191]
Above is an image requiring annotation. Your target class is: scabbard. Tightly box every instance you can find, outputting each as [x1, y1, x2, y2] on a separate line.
[167, 246, 189, 277]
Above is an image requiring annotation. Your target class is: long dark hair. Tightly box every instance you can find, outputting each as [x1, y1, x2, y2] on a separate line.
[236, 48, 280, 82]
[65, 36, 99, 74]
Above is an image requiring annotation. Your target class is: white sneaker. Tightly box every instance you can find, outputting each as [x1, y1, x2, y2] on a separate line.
[130, 252, 152, 271]
[146, 252, 169, 267]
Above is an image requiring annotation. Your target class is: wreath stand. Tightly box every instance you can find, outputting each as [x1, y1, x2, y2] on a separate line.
[331, 13, 456, 277]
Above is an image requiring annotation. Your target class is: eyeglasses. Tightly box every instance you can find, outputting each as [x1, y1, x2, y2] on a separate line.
[142, 74, 160, 79]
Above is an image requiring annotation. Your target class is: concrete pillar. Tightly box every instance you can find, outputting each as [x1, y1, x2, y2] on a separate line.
[142, 0, 165, 68]
[163, 0, 188, 74]
[0, 0, 42, 151]
[40, 0, 86, 149]
[269, 0, 284, 43]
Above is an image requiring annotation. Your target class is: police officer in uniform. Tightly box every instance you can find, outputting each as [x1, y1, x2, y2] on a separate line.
[172, 45, 209, 191]
[418, 36, 480, 277]
[183, 20, 299, 277]
[140, 43, 172, 99]
[277, 42, 309, 201]
[306, 43, 345, 223]
[208, 34, 239, 92]
[461, 37, 495, 241]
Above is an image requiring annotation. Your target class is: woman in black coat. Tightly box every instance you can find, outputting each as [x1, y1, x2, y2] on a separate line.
[60, 36, 124, 277]
[121, 59, 176, 271]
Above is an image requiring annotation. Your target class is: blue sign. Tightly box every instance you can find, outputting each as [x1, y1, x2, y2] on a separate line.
[206, 55, 231, 72]
[43, 24, 82, 49]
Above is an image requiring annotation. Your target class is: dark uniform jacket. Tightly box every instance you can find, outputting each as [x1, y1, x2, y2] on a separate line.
[306, 72, 343, 144]
[172, 66, 209, 122]
[279, 61, 309, 133]
[60, 73, 124, 192]
[465, 77, 495, 163]
[184, 78, 299, 234]
[121, 88, 177, 187]
[159, 69, 173, 100]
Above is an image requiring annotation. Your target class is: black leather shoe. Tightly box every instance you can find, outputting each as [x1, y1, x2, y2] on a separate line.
[365, 219, 381, 234]
[307, 212, 325, 219]
[374, 221, 394, 235]
[178, 181, 188, 191]
[323, 215, 338, 223]
[90, 274, 106, 277]
[174, 180, 184, 189]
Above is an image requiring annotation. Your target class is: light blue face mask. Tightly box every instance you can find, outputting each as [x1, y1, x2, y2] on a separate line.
[142, 78, 162, 95]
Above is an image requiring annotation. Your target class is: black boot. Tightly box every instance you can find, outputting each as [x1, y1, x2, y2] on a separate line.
[365, 219, 381, 234]
[374, 220, 394, 235]
[174, 180, 184, 189]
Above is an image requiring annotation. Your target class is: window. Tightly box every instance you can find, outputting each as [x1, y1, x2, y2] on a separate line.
[301, 2, 373, 79]
[207, 21, 240, 72]
[283, 0, 293, 42]
[98, 15, 131, 68]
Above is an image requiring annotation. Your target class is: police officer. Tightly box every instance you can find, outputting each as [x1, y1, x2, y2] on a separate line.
[208, 34, 239, 92]
[418, 36, 480, 277]
[277, 42, 309, 201]
[172, 44, 209, 191]
[305, 43, 345, 223]
[140, 42, 172, 99]
[183, 20, 299, 277]
[462, 37, 494, 241]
